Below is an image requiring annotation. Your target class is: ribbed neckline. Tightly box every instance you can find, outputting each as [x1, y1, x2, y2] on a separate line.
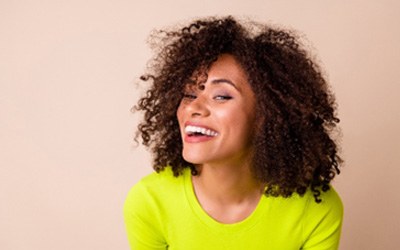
[183, 168, 268, 233]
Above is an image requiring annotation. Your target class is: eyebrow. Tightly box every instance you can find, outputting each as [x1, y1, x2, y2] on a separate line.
[210, 78, 238, 90]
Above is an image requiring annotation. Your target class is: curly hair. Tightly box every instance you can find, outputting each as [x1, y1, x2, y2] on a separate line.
[134, 16, 342, 203]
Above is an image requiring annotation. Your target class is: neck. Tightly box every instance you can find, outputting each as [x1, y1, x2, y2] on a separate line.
[192, 162, 264, 205]
[191, 159, 266, 224]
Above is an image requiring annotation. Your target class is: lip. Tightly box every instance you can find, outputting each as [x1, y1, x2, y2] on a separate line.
[184, 134, 215, 143]
[183, 121, 218, 143]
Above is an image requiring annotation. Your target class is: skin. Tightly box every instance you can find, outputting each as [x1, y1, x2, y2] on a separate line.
[176, 54, 264, 224]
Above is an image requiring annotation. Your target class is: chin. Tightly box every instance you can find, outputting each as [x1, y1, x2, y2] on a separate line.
[182, 154, 202, 164]
[182, 151, 208, 165]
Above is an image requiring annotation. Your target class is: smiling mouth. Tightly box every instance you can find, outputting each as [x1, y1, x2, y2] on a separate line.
[184, 125, 218, 137]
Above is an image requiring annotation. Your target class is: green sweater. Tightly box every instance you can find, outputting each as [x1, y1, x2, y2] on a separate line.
[124, 168, 343, 250]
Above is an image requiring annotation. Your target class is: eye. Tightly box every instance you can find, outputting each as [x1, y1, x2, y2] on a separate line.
[214, 95, 233, 101]
[182, 93, 197, 100]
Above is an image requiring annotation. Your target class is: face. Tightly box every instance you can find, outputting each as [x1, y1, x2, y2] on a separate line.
[176, 54, 257, 166]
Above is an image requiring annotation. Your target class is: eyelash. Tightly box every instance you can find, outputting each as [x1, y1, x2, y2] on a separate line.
[182, 93, 232, 101]
[183, 93, 196, 99]
[214, 95, 232, 101]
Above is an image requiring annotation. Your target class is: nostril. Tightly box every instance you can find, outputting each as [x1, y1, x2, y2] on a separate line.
[191, 111, 202, 117]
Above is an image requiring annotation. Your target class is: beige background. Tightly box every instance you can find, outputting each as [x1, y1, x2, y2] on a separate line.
[1, 0, 399, 249]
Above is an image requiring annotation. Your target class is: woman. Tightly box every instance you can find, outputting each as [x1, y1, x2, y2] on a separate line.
[124, 16, 343, 250]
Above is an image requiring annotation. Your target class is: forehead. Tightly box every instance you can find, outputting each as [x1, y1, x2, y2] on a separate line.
[207, 54, 248, 85]
[186, 54, 250, 91]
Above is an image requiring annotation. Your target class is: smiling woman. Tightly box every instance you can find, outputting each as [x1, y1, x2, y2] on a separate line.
[177, 54, 257, 168]
[124, 16, 343, 250]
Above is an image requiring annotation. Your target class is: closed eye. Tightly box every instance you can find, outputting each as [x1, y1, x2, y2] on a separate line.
[183, 93, 197, 99]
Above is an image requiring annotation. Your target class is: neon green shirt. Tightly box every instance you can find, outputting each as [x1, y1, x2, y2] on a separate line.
[124, 168, 343, 250]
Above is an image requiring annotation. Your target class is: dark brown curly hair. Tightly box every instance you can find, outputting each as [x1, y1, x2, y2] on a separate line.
[134, 16, 342, 203]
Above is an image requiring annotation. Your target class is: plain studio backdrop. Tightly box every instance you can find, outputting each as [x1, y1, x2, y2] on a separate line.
[1, 0, 399, 249]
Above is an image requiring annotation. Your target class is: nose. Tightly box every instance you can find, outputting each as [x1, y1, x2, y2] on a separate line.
[186, 95, 210, 117]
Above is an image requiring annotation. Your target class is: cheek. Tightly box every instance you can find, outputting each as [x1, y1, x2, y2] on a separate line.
[213, 106, 238, 122]
[216, 105, 254, 126]
[230, 110, 257, 138]
[176, 105, 185, 124]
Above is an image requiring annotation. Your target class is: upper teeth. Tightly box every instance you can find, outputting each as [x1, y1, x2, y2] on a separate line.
[185, 125, 218, 137]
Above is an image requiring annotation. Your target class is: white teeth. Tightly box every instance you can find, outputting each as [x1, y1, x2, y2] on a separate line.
[184, 125, 218, 137]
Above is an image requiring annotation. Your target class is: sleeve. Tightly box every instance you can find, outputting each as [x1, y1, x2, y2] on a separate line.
[123, 182, 168, 250]
[301, 187, 344, 250]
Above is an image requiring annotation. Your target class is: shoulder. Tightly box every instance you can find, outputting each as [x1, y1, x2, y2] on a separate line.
[123, 168, 184, 248]
[304, 186, 343, 219]
[131, 167, 184, 192]
[130, 167, 177, 190]
[268, 186, 342, 211]
[300, 186, 344, 249]
[263, 186, 342, 225]
[124, 167, 186, 214]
